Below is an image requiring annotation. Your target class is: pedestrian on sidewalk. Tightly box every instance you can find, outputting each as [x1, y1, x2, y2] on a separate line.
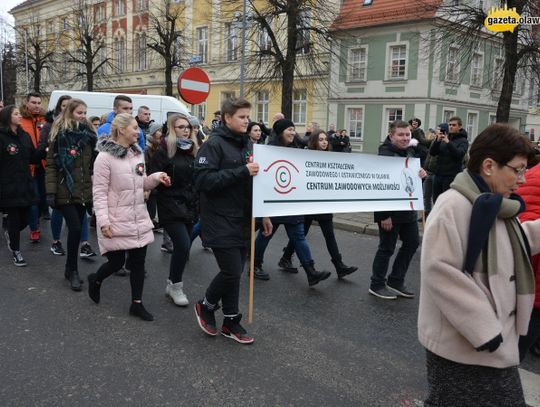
[46, 99, 97, 291]
[193, 98, 271, 344]
[253, 119, 331, 286]
[369, 120, 426, 300]
[0, 105, 46, 266]
[87, 113, 171, 321]
[419, 124, 540, 405]
[280, 130, 358, 279]
[149, 113, 198, 307]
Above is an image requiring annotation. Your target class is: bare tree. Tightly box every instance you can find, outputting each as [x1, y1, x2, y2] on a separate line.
[418, 0, 540, 122]
[146, 0, 187, 96]
[1, 41, 17, 104]
[59, 0, 113, 91]
[14, 12, 57, 93]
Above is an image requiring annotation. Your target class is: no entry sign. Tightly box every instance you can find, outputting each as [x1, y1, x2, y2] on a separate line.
[177, 67, 211, 105]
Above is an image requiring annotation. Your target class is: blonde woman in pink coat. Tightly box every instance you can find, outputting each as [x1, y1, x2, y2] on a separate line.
[87, 113, 170, 321]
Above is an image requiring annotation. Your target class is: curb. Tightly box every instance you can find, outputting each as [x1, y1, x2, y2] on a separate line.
[331, 218, 425, 237]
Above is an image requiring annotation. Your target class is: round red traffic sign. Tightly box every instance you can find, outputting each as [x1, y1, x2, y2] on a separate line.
[177, 67, 211, 105]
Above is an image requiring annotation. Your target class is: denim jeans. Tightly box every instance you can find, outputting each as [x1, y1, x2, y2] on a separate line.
[51, 209, 89, 242]
[190, 221, 201, 244]
[255, 222, 312, 267]
[283, 216, 340, 262]
[370, 221, 419, 290]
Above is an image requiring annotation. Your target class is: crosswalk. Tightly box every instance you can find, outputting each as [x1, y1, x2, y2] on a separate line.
[521, 368, 540, 407]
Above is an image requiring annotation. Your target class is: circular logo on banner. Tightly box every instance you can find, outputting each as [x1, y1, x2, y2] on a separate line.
[401, 168, 415, 195]
[263, 159, 300, 195]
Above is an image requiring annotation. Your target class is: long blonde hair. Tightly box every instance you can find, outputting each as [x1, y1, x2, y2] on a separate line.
[110, 113, 135, 142]
[166, 113, 199, 158]
[49, 98, 94, 141]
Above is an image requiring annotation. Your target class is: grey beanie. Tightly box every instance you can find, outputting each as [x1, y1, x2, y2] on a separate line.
[188, 116, 200, 128]
[147, 122, 162, 137]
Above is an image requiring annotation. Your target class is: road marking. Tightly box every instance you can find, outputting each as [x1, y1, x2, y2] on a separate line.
[520, 368, 540, 407]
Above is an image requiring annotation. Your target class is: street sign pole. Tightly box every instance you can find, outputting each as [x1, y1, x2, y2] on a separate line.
[239, 0, 247, 98]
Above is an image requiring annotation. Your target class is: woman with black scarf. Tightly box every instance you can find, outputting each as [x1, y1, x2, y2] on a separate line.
[46, 99, 97, 291]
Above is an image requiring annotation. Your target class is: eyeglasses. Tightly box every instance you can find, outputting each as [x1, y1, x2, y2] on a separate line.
[504, 164, 527, 178]
[174, 125, 192, 131]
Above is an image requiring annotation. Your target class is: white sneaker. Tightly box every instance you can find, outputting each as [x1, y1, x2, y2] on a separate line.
[165, 279, 189, 306]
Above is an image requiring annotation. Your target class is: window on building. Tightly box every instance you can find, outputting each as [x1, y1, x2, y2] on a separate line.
[388, 44, 407, 79]
[258, 20, 272, 55]
[443, 109, 455, 123]
[296, 10, 311, 55]
[95, 5, 105, 23]
[446, 46, 460, 83]
[135, 32, 147, 71]
[115, 0, 126, 16]
[137, 0, 148, 11]
[513, 73, 525, 95]
[256, 90, 269, 124]
[62, 17, 68, 31]
[114, 37, 125, 73]
[48, 20, 54, 34]
[470, 52, 483, 87]
[172, 31, 182, 66]
[194, 102, 206, 122]
[348, 108, 363, 139]
[221, 91, 235, 104]
[493, 57, 504, 91]
[363, 0, 373, 5]
[349, 47, 367, 81]
[292, 89, 307, 124]
[466, 112, 478, 141]
[196, 27, 209, 64]
[225, 22, 238, 62]
[489, 113, 497, 124]
[97, 41, 107, 74]
[385, 107, 403, 134]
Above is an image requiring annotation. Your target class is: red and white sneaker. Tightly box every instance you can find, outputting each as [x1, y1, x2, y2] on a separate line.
[194, 300, 218, 336]
[221, 314, 254, 344]
[29, 230, 40, 243]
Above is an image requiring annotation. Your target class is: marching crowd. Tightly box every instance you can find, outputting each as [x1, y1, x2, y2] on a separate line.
[1, 91, 540, 405]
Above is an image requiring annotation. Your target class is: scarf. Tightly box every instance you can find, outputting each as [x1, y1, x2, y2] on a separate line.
[176, 138, 193, 151]
[451, 170, 535, 334]
[54, 124, 90, 197]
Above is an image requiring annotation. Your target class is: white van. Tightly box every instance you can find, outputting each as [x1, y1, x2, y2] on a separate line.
[48, 90, 190, 125]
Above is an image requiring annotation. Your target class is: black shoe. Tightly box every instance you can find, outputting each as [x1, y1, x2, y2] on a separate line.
[221, 314, 254, 344]
[368, 286, 398, 300]
[194, 300, 218, 336]
[332, 257, 358, 279]
[69, 270, 82, 292]
[530, 339, 540, 357]
[87, 273, 101, 304]
[386, 284, 415, 299]
[303, 262, 331, 286]
[80, 242, 96, 258]
[129, 302, 154, 321]
[278, 255, 298, 273]
[12, 250, 27, 267]
[254, 264, 270, 281]
[64, 267, 83, 283]
[51, 241, 66, 256]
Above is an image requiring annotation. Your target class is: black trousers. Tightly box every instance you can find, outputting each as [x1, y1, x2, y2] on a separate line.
[433, 174, 457, 203]
[163, 222, 193, 283]
[95, 247, 147, 301]
[205, 247, 247, 315]
[5, 206, 31, 251]
[58, 204, 85, 272]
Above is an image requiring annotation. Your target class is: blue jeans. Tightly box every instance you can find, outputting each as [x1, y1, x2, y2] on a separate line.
[255, 222, 312, 267]
[370, 221, 419, 290]
[51, 209, 89, 242]
[190, 221, 201, 244]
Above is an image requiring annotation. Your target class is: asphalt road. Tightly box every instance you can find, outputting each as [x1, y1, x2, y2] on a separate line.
[1, 223, 539, 407]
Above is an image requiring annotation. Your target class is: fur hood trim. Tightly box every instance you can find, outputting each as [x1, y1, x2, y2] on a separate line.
[97, 137, 142, 158]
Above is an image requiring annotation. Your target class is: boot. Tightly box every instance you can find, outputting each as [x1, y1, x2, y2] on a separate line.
[69, 269, 82, 291]
[129, 302, 154, 321]
[303, 261, 331, 286]
[332, 256, 358, 279]
[65, 266, 83, 283]
[253, 261, 270, 281]
[165, 279, 189, 306]
[87, 273, 101, 304]
[278, 248, 298, 273]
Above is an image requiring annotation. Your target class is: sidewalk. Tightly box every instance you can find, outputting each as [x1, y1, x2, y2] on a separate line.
[332, 212, 426, 236]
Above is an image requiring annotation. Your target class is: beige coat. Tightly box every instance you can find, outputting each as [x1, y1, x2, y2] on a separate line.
[418, 189, 540, 368]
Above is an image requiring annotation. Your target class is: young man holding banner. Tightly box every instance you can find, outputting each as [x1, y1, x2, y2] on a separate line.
[369, 120, 427, 300]
[193, 98, 271, 345]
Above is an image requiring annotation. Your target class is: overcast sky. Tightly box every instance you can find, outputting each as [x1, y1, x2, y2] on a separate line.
[1, 0, 24, 26]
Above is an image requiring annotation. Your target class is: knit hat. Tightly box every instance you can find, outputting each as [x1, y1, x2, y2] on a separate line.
[147, 122, 162, 137]
[273, 119, 295, 136]
[188, 116, 200, 128]
[438, 123, 449, 134]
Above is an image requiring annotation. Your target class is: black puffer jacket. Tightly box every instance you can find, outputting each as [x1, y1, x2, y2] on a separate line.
[194, 125, 252, 248]
[150, 146, 198, 225]
[0, 126, 45, 209]
[429, 128, 469, 176]
[373, 137, 420, 224]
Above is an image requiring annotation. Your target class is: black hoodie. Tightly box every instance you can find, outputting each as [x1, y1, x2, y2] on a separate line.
[429, 128, 469, 177]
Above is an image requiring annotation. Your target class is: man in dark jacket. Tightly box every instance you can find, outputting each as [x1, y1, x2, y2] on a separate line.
[331, 129, 352, 152]
[369, 120, 426, 300]
[429, 116, 469, 202]
[193, 98, 271, 345]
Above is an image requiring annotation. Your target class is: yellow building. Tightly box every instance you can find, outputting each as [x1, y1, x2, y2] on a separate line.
[11, 0, 337, 131]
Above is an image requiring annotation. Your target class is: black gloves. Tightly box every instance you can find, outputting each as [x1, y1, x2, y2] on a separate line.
[476, 334, 503, 353]
[46, 194, 56, 209]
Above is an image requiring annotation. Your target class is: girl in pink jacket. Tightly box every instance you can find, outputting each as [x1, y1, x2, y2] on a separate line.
[87, 113, 170, 321]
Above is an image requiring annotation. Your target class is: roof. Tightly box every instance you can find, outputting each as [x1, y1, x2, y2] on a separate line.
[331, 0, 441, 31]
[10, 0, 41, 14]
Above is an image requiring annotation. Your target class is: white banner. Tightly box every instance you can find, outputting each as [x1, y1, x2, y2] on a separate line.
[252, 144, 424, 217]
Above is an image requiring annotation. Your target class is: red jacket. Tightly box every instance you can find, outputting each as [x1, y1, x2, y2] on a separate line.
[517, 163, 540, 309]
[19, 105, 46, 175]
